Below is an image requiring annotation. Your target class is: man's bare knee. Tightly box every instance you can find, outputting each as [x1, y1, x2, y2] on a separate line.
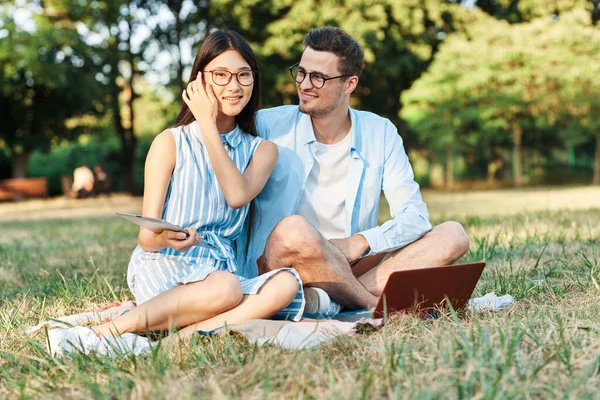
[267, 215, 322, 257]
[434, 221, 470, 262]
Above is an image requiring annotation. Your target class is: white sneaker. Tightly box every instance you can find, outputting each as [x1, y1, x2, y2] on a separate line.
[47, 326, 154, 357]
[303, 287, 342, 317]
[98, 333, 154, 357]
[47, 326, 100, 356]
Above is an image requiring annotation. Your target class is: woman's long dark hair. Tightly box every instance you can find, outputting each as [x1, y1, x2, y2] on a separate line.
[171, 29, 261, 135]
[172, 29, 262, 255]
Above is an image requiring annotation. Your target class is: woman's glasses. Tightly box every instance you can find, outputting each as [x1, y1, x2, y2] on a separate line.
[203, 70, 256, 86]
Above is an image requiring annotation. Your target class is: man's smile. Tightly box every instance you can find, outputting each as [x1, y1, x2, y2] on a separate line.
[300, 91, 318, 101]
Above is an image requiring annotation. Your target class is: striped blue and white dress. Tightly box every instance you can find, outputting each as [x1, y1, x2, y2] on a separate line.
[126, 122, 305, 321]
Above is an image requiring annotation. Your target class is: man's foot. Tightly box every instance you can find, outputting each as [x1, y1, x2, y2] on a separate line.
[303, 287, 342, 317]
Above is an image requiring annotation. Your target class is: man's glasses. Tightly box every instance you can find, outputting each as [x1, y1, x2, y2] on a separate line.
[202, 70, 256, 86]
[288, 62, 352, 89]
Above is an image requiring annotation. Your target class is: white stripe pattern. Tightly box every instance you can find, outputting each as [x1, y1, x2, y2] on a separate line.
[126, 121, 305, 321]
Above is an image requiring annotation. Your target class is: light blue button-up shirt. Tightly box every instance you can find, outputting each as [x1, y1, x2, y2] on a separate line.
[236, 105, 432, 278]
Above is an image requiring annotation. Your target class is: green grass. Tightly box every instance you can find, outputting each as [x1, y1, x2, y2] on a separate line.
[1, 192, 600, 398]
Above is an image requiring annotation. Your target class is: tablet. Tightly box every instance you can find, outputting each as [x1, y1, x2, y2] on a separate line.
[116, 211, 187, 235]
[115, 211, 219, 251]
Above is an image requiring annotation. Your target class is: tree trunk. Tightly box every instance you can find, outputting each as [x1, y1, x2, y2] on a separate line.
[445, 144, 454, 189]
[11, 151, 31, 178]
[174, 0, 185, 94]
[429, 151, 444, 188]
[512, 124, 523, 187]
[123, 64, 137, 194]
[121, 16, 137, 194]
[594, 132, 600, 185]
[108, 46, 127, 192]
[108, 11, 137, 195]
[121, 139, 136, 194]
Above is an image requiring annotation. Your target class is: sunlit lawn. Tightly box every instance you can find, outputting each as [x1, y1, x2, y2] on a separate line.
[1, 187, 599, 398]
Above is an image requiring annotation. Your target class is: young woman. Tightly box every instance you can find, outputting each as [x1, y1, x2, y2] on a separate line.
[49, 30, 305, 353]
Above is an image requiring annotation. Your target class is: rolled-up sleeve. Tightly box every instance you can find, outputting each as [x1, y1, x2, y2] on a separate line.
[358, 121, 432, 253]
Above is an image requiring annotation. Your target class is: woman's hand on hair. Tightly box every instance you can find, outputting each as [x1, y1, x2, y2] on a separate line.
[182, 72, 218, 131]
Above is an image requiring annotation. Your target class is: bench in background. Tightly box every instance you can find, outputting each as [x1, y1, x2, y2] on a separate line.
[0, 177, 48, 200]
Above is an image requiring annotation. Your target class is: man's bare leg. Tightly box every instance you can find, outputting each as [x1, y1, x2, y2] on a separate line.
[260, 215, 378, 309]
[358, 221, 470, 297]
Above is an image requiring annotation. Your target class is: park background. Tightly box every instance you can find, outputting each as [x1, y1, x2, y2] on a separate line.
[2, 0, 600, 196]
[2, 1, 600, 398]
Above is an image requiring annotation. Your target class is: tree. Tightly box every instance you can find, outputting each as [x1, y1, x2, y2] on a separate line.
[466, 0, 592, 23]
[73, 0, 147, 193]
[402, 11, 527, 185]
[211, 0, 476, 132]
[546, 10, 600, 183]
[140, 0, 210, 96]
[403, 7, 600, 186]
[0, 1, 103, 178]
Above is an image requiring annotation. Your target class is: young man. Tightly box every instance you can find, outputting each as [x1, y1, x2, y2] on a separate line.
[237, 27, 469, 314]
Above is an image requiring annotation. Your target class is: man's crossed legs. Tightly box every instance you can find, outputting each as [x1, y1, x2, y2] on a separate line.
[258, 215, 470, 310]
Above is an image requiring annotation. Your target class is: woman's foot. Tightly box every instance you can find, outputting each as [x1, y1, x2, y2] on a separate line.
[91, 321, 122, 338]
[92, 301, 138, 337]
[97, 301, 136, 322]
[47, 326, 154, 357]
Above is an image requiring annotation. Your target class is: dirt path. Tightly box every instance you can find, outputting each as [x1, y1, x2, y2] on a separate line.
[1, 186, 600, 223]
[0, 194, 142, 222]
[422, 186, 600, 219]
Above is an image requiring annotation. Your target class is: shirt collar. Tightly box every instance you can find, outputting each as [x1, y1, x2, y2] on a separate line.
[191, 122, 243, 148]
[348, 108, 360, 157]
[298, 107, 359, 155]
[221, 125, 243, 148]
[298, 112, 317, 145]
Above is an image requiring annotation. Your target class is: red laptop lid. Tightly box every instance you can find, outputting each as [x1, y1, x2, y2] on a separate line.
[372, 262, 486, 319]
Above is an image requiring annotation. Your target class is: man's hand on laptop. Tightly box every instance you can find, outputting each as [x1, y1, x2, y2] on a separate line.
[329, 235, 370, 264]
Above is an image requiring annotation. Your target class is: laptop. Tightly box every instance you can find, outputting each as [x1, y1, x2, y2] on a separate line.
[333, 262, 486, 321]
[371, 262, 486, 318]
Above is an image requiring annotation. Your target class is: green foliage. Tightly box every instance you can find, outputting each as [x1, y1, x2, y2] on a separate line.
[466, 0, 593, 23]
[26, 135, 153, 196]
[403, 8, 600, 184]
[0, 1, 104, 158]
[4, 0, 600, 187]
[214, 0, 475, 126]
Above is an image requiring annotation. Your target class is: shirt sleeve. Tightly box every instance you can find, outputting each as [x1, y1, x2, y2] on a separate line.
[255, 109, 269, 139]
[358, 120, 432, 254]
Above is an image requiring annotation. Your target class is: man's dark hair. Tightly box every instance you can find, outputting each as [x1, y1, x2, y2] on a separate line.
[303, 27, 364, 77]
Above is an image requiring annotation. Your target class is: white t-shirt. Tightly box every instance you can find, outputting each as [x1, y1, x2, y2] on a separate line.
[295, 131, 351, 239]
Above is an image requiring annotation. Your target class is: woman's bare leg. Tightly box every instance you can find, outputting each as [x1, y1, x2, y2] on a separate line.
[92, 271, 243, 336]
[166, 271, 299, 343]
